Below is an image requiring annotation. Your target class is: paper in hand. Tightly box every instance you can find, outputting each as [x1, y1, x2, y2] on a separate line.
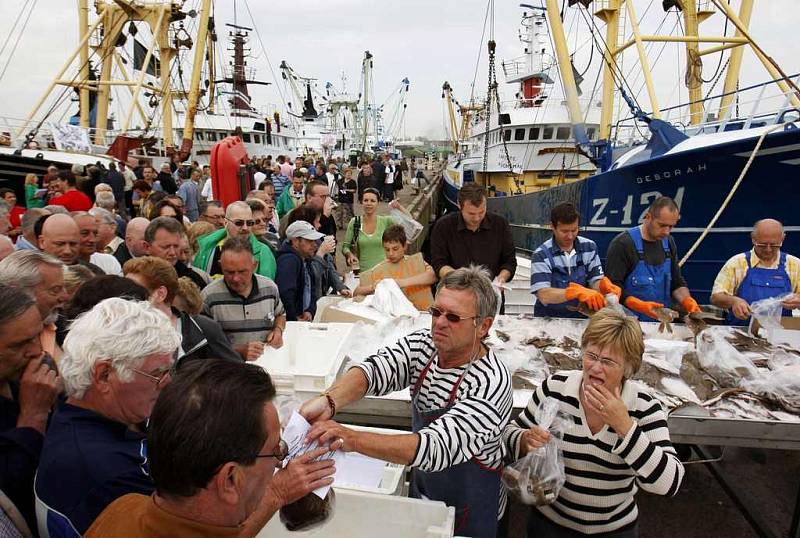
[282, 412, 344, 498]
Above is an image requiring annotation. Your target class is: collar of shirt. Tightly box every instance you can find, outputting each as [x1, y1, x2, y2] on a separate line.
[749, 248, 782, 269]
[456, 212, 492, 232]
[222, 274, 259, 301]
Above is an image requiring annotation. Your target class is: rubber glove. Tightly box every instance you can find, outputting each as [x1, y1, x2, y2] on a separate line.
[624, 296, 664, 320]
[564, 282, 606, 311]
[681, 296, 702, 314]
[597, 276, 622, 299]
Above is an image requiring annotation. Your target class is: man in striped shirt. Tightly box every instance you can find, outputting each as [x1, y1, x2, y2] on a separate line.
[531, 202, 620, 317]
[301, 266, 513, 538]
[201, 236, 286, 361]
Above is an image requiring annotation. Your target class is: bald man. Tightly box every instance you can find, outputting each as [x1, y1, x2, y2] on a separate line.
[38, 214, 103, 275]
[114, 217, 149, 266]
[711, 218, 800, 324]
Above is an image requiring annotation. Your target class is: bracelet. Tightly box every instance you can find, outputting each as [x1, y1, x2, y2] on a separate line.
[322, 392, 336, 418]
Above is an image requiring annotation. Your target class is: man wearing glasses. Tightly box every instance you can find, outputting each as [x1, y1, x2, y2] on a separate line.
[193, 201, 277, 280]
[605, 196, 702, 321]
[35, 298, 181, 536]
[300, 266, 513, 537]
[85, 360, 335, 537]
[711, 218, 800, 324]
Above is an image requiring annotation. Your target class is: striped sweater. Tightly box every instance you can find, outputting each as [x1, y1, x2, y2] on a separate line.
[354, 329, 513, 516]
[503, 371, 684, 534]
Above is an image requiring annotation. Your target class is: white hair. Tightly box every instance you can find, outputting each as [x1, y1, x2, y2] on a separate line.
[94, 192, 116, 211]
[60, 298, 180, 398]
[0, 250, 63, 290]
[89, 206, 116, 226]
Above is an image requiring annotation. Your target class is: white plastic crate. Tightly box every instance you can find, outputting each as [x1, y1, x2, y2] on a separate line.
[255, 322, 354, 394]
[334, 425, 407, 496]
[257, 489, 455, 538]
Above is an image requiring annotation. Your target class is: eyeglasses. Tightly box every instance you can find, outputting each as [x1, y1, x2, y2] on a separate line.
[252, 218, 265, 225]
[582, 350, 623, 370]
[131, 366, 172, 387]
[226, 218, 255, 228]
[753, 242, 783, 249]
[428, 306, 477, 324]
[256, 439, 289, 461]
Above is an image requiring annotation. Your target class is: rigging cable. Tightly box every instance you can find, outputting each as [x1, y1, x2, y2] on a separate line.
[0, 0, 39, 85]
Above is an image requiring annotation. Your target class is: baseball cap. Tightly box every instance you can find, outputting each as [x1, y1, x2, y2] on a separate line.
[286, 221, 324, 240]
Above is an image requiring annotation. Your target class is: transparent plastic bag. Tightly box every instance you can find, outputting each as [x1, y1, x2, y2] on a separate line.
[367, 279, 419, 318]
[749, 293, 792, 344]
[742, 364, 800, 414]
[389, 207, 424, 242]
[502, 397, 568, 506]
[696, 327, 758, 387]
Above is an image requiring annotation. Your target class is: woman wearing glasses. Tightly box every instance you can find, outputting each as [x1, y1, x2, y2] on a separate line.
[503, 309, 684, 537]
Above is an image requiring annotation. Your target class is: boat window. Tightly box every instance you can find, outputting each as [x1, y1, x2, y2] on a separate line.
[194, 131, 203, 141]
[543, 126, 554, 140]
[514, 128, 525, 141]
[556, 126, 571, 140]
[254, 134, 261, 144]
[586, 127, 596, 140]
[503, 130, 511, 142]
[207, 132, 217, 141]
[242, 133, 252, 143]
[529, 127, 540, 140]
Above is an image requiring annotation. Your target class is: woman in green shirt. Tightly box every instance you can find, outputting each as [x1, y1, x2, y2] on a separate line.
[343, 188, 411, 272]
[25, 173, 45, 208]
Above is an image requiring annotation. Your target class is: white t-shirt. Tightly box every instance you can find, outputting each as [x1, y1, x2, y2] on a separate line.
[90, 252, 123, 275]
[254, 172, 267, 189]
[201, 179, 213, 200]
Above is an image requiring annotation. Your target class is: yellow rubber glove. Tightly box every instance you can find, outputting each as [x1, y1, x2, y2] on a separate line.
[564, 282, 606, 311]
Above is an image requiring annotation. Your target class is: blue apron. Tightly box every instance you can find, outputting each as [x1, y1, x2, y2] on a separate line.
[728, 251, 793, 325]
[534, 240, 588, 319]
[622, 226, 672, 322]
[409, 353, 502, 538]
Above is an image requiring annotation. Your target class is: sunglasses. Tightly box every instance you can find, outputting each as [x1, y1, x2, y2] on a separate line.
[256, 439, 289, 461]
[226, 218, 255, 228]
[428, 306, 477, 324]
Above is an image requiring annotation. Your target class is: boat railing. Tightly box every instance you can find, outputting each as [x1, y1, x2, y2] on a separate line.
[611, 73, 800, 143]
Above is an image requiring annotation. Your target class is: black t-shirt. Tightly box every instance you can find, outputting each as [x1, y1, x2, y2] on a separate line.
[319, 214, 337, 237]
[340, 179, 357, 204]
[604, 230, 687, 299]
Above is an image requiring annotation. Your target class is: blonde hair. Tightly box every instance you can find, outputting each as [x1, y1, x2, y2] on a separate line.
[580, 308, 645, 377]
[174, 277, 203, 315]
[25, 173, 38, 185]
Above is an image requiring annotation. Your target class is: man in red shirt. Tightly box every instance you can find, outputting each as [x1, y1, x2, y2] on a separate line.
[48, 170, 92, 212]
[0, 188, 25, 238]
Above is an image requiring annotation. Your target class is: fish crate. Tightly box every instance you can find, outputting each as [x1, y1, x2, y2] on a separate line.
[254, 322, 354, 396]
[257, 489, 455, 538]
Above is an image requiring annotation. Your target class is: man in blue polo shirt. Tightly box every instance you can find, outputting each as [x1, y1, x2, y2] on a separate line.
[35, 298, 180, 536]
[530, 202, 620, 317]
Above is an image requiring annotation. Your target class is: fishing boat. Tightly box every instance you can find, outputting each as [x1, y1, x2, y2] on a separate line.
[443, 0, 800, 303]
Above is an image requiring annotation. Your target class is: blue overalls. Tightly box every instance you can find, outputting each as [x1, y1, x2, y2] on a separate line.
[623, 226, 672, 322]
[409, 353, 502, 538]
[728, 251, 794, 325]
[534, 239, 588, 319]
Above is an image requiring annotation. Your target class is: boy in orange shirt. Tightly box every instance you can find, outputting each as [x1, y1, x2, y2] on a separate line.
[354, 224, 436, 310]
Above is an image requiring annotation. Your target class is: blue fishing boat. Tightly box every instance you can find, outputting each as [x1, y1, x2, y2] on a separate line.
[442, 1, 800, 304]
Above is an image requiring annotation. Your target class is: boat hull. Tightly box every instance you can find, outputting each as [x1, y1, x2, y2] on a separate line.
[445, 124, 800, 304]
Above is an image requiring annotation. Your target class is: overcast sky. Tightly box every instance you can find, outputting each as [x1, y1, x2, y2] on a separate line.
[1, 0, 798, 140]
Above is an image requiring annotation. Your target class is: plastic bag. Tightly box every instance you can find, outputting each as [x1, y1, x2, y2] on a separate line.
[749, 293, 792, 344]
[502, 397, 568, 506]
[280, 489, 336, 532]
[389, 207, 424, 242]
[742, 364, 800, 414]
[366, 279, 419, 318]
[696, 327, 758, 387]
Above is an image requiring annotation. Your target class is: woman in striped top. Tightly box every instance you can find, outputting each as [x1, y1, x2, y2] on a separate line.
[504, 309, 684, 536]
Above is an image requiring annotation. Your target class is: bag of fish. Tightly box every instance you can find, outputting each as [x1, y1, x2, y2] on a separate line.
[749, 293, 792, 344]
[502, 397, 569, 506]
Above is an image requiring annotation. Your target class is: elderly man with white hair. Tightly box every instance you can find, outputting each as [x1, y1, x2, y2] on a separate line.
[193, 201, 277, 279]
[0, 234, 13, 261]
[88, 207, 123, 255]
[35, 298, 180, 537]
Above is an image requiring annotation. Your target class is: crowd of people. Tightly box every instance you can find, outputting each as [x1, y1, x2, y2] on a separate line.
[0, 149, 795, 537]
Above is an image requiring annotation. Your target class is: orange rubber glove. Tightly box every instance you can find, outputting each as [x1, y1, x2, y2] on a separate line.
[624, 296, 664, 320]
[597, 276, 622, 299]
[681, 296, 702, 314]
[564, 282, 606, 311]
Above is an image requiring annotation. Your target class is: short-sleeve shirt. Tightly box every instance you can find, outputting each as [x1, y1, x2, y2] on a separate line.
[201, 274, 285, 346]
[530, 236, 604, 294]
[712, 249, 800, 296]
